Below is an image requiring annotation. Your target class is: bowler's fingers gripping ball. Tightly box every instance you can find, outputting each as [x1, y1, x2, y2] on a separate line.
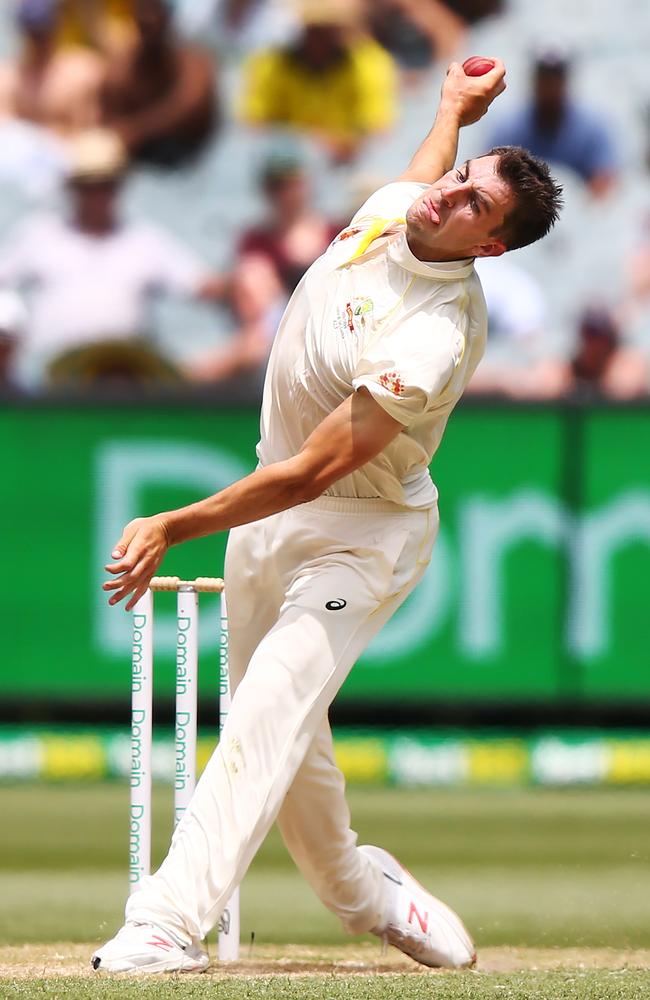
[462, 56, 497, 77]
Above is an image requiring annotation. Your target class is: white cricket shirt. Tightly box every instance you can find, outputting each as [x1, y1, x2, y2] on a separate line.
[258, 182, 488, 509]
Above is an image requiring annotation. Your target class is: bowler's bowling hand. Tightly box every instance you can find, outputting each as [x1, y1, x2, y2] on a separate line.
[441, 59, 506, 127]
[103, 516, 170, 611]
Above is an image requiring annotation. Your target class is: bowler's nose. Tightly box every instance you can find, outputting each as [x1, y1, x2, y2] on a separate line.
[440, 186, 458, 208]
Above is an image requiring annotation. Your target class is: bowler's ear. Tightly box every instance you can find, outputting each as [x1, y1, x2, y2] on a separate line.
[474, 240, 506, 258]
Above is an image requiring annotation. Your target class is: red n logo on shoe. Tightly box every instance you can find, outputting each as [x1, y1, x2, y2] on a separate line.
[146, 935, 175, 952]
[408, 902, 429, 933]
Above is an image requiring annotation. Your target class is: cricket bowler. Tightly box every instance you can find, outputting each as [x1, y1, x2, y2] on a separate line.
[93, 58, 563, 973]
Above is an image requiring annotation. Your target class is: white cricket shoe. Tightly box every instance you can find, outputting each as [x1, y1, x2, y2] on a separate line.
[91, 921, 209, 974]
[360, 845, 476, 969]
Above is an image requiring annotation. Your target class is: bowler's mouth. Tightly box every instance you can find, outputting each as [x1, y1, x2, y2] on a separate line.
[424, 197, 440, 225]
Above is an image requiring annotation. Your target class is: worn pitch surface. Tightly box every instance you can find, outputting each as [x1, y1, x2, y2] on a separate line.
[2, 785, 650, 997]
[2, 945, 650, 1000]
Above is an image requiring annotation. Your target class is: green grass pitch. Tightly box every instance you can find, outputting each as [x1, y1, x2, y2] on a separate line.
[1, 783, 649, 999]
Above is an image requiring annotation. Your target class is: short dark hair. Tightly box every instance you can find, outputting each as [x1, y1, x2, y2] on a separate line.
[487, 145, 563, 251]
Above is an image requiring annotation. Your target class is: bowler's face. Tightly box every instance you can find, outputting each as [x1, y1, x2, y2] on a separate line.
[406, 155, 514, 261]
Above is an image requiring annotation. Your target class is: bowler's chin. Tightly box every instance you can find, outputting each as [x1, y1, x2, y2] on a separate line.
[407, 219, 435, 248]
[405, 215, 425, 238]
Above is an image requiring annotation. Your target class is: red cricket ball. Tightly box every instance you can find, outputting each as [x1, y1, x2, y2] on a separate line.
[462, 56, 496, 77]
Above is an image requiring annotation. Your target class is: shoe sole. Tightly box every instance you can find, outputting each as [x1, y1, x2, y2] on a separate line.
[363, 845, 477, 969]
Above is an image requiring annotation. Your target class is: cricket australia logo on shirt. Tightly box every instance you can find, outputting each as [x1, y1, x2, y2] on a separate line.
[378, 370, 405, 396]
[333, 297, 374, 337]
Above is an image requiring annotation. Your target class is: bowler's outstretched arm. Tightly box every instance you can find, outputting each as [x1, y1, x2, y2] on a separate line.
[104, 388, 404, 609]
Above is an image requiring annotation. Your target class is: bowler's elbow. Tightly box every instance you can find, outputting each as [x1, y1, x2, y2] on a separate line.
[296, 480, 325, 505]
[282, 454, 341, 505]
[276, 459, 323, 506]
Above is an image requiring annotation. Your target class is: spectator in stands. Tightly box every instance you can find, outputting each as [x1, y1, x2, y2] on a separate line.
[0, 116, 68, 198]
[488, 50, 618, 197]
[564, 307, 649, 400]
[58, 0, 135, 57]
[0, 0, 104, 136]
[0, 129, 225, 389]
[238, 151, 343, 294]
[175, 0, 299, 59]
[101, 0, 217, 168]
[239, 0, 397, 165]
[468, 258, 647, 401]
[489, 306, 649, 402]
[368, 0, 465, 78]
[445, 0, 504, 22]
[186, 150, 343, 387]
[467, 256, 567, 399]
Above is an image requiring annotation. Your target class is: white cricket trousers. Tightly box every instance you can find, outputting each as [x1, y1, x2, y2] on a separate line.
[126, 496, 438, 944]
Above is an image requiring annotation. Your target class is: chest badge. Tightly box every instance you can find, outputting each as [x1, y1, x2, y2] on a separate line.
[333, 297, 374, 336]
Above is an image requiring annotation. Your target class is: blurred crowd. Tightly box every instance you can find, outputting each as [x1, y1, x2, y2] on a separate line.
[0, 0, 648, 400]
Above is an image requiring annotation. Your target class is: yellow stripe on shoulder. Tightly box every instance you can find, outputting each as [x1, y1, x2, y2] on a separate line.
[347, 216, 406, 261]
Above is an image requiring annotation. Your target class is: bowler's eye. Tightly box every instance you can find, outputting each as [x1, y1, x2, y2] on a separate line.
[469, 193, 480, 215]
[456, 168, 468, 183]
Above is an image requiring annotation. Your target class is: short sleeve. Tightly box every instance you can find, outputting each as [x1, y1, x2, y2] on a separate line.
[352, 315, 465, 426]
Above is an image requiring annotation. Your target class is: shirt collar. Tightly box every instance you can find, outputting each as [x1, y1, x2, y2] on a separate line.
[388, 231, 475, 280]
